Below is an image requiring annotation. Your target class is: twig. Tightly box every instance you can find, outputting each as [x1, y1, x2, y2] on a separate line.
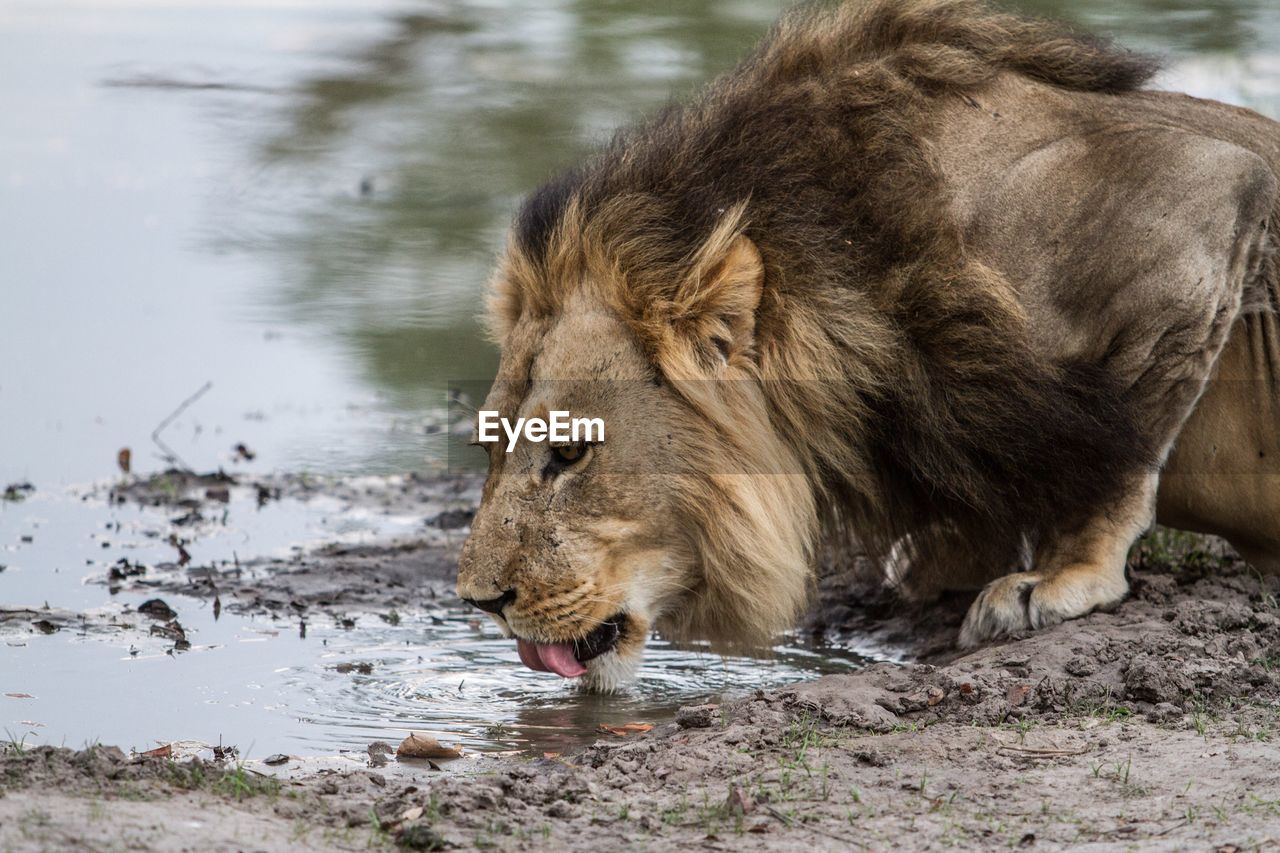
[151, 381, 212, 472]
[997, 744, 1092, 757]
[766, 807, 865, 848]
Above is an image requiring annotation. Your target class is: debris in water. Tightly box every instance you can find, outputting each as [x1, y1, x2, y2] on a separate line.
[368, 741, 393, 767]
[117, 448, 131, 474]
[263, 753, 290, 766]
[334, 662, 374, 675]
[138, 599, 177, 620]
[30, 620, 58, 635]
[150, 618, 189, 650]
[2, 482, 34, 503]
[168, 535, 191, 566]
[233, 442, 256, 462]
[5, 693, 34, 699]
[138, 743, 173, 760]
[109, 558, 147, 583]
[396, 733, 463, 760]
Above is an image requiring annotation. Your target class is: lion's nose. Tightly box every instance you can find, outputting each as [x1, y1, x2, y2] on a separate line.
[462, 589, 516, 615]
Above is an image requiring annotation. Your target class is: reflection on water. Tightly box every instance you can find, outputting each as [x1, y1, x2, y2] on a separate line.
[231, 0, 1280, 473]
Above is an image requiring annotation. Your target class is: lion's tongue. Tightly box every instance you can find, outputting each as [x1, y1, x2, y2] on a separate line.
[516, 639, 586, 678]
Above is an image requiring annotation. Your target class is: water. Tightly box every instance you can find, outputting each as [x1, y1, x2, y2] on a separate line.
[2, 0, 1279, 756]
[1, 483, 867, 756]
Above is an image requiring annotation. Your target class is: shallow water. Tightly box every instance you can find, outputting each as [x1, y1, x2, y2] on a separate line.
[1, 483, 867, 756]
[2, 0, 1279, 756]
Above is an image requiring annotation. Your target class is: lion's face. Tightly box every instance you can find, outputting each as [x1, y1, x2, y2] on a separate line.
[458, 232, 816, 692]
[457, 296, 697, 691]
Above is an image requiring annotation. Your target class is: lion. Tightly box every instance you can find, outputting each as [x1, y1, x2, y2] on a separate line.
[456, 0, 1280, 691]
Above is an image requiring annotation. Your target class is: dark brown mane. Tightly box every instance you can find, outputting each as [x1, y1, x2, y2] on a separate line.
[500, 0, 1161, 582]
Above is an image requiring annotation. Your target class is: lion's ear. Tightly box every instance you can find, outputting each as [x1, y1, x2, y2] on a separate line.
[676, 233, 764, 365]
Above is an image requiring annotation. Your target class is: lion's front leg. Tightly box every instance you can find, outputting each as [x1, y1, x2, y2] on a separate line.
[959, 473, 1156, 646]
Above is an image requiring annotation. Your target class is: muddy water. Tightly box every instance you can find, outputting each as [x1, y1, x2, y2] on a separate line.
[2, 1, 1279, 757]
[1, 482, 867, 756]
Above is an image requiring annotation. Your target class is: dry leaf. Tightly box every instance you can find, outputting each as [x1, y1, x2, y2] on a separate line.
[598, 722, 654, 737]
[401, 806, 424, 822]
[396, 733, 462, 760]
[724, 784, 754, 816]
[542, 751, 561, 759]
[4, 693, 34, 699]
[117, 448, 131, 474]
[139, 743, 173, 759]
[1006, 683, 1032, 706]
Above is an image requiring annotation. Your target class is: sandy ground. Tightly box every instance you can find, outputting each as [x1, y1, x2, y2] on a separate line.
[3, 473, 1280, 851]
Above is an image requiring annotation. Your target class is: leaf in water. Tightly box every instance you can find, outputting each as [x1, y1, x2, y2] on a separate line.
[396, 733, 462, 760]
[598, 722, 654, 737]
[4, 693, 34, 699]
[117, 448, 131, 474]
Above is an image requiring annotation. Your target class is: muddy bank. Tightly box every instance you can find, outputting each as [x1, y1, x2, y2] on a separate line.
[6, 560, 1280, 850]
[5, 471, 1280, 851]
[92, 469, 481, 622]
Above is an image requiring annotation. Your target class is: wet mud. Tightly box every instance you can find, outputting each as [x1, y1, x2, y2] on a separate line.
[4, 473, 1280, 850]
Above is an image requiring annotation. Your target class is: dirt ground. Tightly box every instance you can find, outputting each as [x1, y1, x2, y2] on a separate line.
[4, 472, 1280, 851]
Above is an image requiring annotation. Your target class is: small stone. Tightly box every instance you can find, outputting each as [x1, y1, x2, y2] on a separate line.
[396, 822, 448, 850]
[1065, 656, 1099, 677]
[1145, 702, 1183, 723]
[675, 704, 719, 729]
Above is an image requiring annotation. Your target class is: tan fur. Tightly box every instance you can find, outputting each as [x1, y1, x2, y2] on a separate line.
[458, 0, 1280, 689]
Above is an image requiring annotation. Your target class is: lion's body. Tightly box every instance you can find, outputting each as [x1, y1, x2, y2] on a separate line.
[1161, 312, 1280, 572]
[931, 78, 1280, 579]
[458, 0, 1280, 689]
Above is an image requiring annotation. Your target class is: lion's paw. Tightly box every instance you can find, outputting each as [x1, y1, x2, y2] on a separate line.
[959, 566, 1129, 648]
[958, 572, 1043, 647]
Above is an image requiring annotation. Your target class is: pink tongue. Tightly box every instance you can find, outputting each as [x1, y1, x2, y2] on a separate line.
[516, 640, 586, 678]
[516, 639, 548, 672]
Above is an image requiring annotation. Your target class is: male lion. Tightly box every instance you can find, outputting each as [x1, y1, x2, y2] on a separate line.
[456, 0, 1280, 691]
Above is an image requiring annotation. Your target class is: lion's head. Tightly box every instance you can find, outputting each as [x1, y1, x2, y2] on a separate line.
[456, 207, 817, 692]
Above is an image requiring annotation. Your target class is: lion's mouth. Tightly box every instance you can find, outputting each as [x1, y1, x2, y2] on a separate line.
[515, 614, 626, 679]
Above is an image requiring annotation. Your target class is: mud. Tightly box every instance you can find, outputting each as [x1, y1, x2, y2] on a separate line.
[5, 473, 1280, 850]
[99, 469, 480, 620]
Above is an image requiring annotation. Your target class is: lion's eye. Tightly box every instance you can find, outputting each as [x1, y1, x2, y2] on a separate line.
[552, 442, 587, 465]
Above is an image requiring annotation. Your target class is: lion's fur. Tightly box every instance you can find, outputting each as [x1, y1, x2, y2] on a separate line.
[489, 0, 1161, 615]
